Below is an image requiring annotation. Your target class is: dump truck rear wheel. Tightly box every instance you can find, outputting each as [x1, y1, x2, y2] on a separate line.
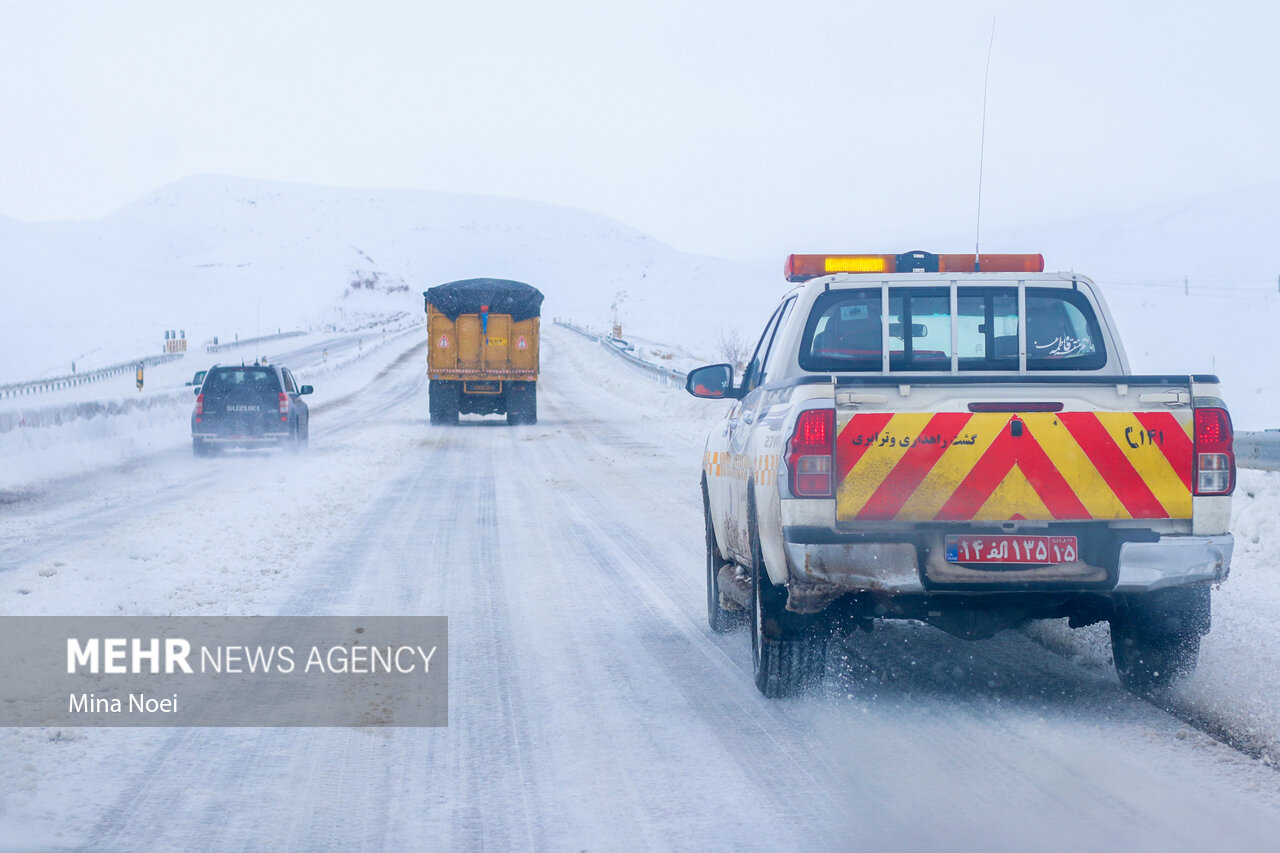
[506, 382, 537, 425]
[429, 380, 459, 425]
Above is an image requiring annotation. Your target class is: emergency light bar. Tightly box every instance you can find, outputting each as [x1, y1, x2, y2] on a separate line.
[784, 251, 1045, 282]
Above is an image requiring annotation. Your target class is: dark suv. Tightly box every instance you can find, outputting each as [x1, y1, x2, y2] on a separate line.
[191, 364, 312, 456]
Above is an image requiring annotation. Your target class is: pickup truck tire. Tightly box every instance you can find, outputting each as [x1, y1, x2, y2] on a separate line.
[749, 495, 826, 697]
[704, 481, 743, 633]
[1110, 585, 1210, 695]
[429, 380, 460, 425]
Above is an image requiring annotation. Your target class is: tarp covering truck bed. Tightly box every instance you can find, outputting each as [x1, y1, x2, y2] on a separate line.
[423, 278, 544, 322]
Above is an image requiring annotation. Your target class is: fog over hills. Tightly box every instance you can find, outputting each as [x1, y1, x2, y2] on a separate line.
[3, 175, 1278, 427]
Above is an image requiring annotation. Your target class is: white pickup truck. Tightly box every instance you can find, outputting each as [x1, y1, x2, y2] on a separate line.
[687, 251, 1235, 697]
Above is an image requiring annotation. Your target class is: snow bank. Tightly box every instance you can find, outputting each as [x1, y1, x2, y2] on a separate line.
[0, 325, 423, 494]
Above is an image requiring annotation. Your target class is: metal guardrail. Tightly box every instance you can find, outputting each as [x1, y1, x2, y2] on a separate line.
[1, 326, 424, 434]
[1235, 431, 1280, 471]
[597, 337, 688, 387]
[206, 330, 306, 354]
[553, 320, 599, 340]
[553, 320, 688, 387]
[0, 353, 185, 400]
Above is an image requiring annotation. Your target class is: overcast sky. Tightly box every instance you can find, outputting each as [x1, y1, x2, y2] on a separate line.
[2, 0, 1277, 259]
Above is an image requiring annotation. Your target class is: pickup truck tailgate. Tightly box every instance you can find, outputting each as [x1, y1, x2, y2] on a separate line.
[836, 410, 1192, 522]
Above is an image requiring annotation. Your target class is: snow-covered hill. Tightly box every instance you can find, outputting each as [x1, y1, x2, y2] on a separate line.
[0, 176, 775, 386]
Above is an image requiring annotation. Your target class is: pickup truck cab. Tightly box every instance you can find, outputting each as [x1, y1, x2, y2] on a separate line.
[688, 251, 1234, 697]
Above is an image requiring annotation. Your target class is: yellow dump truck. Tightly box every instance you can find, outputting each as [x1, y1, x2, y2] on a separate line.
[424, 278, 543, 425]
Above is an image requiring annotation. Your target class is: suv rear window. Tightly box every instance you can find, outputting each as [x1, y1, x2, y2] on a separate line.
[800, 286, 1106, 372]
[203, 368, 281, 393]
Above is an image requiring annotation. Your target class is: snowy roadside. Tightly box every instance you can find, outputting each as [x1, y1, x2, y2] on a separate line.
[0, 325, 423, 494]
[1025, 467, 1280, 763]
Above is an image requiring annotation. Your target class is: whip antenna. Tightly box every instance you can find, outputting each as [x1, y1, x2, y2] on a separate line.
[974, 17, 996, 272]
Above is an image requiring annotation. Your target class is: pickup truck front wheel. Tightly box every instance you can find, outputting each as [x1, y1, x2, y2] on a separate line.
[749, 501, 825, 697]
[1110, 585, 1209, 695]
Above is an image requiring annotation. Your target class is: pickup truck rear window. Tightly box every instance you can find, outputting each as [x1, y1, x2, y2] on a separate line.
[800, 286, 1106, 372]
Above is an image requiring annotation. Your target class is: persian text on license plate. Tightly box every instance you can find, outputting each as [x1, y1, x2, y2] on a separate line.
[944, 534, 1078, 565]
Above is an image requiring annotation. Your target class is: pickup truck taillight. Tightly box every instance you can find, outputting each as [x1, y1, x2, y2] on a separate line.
[279, 392, 289, 421]
[194, 393, 203, 421]
[1193, 407, 1234, 495]
[787, 409, 835, 498]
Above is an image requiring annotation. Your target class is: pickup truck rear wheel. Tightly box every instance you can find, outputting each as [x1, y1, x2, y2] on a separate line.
[1110, 585, 1209, 695]
[704, 484, 743, 633]
[749, 500, 825, 697]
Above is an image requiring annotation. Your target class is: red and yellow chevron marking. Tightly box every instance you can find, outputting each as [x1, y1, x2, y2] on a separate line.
[836, 410, 1193, 522]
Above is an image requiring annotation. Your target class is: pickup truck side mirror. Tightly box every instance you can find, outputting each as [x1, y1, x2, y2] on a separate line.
[686, 364, 743, 400]
[299, 385, 313, 395]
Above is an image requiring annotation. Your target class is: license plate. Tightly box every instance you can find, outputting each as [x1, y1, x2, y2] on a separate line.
[944, 534, 1078, 565]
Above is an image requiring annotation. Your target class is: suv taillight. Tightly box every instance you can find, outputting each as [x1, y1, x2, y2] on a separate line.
[195, 393, 203, 420]
[279, 392, 289, 421]
[786, 409, 835, 498]
[1193, 407, 1234, 495]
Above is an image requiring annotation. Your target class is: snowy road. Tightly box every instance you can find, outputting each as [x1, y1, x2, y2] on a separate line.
[3, 327, 1280, 851]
